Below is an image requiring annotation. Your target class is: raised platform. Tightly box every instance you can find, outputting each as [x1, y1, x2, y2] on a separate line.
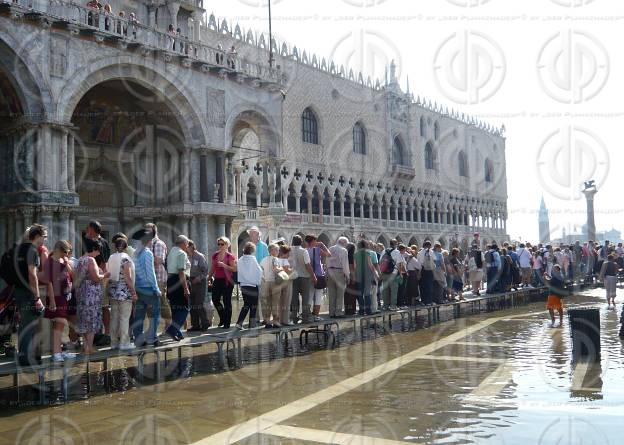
[0, 286, 551, 406]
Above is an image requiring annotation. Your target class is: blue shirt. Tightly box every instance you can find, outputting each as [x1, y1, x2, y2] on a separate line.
[255, 241, 269, 263]
[491, 251, 501, 269]
[433, 250, 443, 267]
[134, 248, 161, 296]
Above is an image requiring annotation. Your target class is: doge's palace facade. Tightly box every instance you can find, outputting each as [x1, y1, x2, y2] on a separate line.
[0, 0, 507, 254]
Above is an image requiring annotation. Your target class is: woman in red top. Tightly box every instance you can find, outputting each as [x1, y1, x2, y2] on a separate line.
[45, 240, 77, 362]
[207, 237, 237, 329]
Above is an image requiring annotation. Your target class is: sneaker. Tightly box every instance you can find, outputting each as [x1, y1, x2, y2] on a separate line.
[62, 351, 77, 360]
[119, 344, 135, 351]
[110, 344, 119, 350]
[52, 353, 64, 362]
[313, 316, 322, 322]
[273, 322, 282, 328]
[235, 323, 244, 330]
[283, 322, 295, 326]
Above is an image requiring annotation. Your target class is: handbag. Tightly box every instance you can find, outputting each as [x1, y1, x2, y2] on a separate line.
[276, 270, 289, 285]
[312, 247, 327, 290]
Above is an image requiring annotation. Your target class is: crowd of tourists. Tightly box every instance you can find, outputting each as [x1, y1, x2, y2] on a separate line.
[2, 222, 624, 366]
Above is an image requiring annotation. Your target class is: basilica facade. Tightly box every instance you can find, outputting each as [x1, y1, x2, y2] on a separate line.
[0, 0, 508, 255]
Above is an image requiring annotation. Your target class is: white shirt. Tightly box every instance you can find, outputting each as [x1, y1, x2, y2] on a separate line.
[405, 254, 421, 271]
[237, 255, 263, 287]
[327, 244, 350, 277]
[260, 256, 278, 282]
[517, 248, 532, 268]
[391, 249, 406, 272]
[417, 248, 436, 270]
[533, 255, 543, 270]
[290, 246, 311, 277]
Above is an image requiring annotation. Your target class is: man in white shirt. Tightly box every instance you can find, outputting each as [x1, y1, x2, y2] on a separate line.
[417, 241, 436, 305]
[289, 235, 316, 323]
[326, 237, 350, 318]
[516, 243, 532, 287]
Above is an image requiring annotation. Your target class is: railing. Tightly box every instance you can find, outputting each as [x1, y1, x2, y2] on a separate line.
[4, 0, 282, 85]
[242, 209, 259, 220]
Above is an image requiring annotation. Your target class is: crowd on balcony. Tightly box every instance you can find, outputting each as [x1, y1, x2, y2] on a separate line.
[2, 221, 623, 366]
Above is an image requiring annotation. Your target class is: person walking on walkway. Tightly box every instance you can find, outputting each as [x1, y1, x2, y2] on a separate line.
[145, 224, 171, 338]
[165, 235, 191, 341]
[485, 244, 501, 294]
[599, 254, 619, 308]
[75, 238, 109, 354]
[188, 240, 210, 331]
[131, 228, 162, 347]
[107, 236, 136, 350]
[327, 237, 350, 318]
[208, 236, 237, 329]
[354, 240, 377, 315]
[417, 241, 436, 306]
[306, 234, 331, 321]
[44, 240, 77, 362]
[289, 235, 315, 323]
[517, 243, 532, 288]
[467, 246, 483, 296]
[235, 242, 263, 329]
[260, 244, 282, 328]
[544, 264, 568, 328]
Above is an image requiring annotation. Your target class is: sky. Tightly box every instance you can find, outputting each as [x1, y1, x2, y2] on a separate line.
[207, 0, 624, 242]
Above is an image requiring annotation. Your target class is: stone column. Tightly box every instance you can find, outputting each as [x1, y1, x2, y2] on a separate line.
[176, 215, 192, 237]
[226, 156, 236, 205]
[584, 186, 597, 241]
[217, 217, 226, 237]
[182, 148, 191, 203]
[199, 150, 209, 202]
[197, 215, 209, 253]
[69, 212, 77, 252]
[190, 149, 201, 203]
[35, 126, 46, 191]
[339, 197, 345, 225]
[349, 199, 355, 225]
[167, 2, 180, 29]
[191, 11, 201, 41]
[295, 192, 302, 213]
[329, 199, 335, 224]
[307, 193, 313, 215]
[39, 208, 54, 245]
[13, 210, 24, 244]
[59, 129, 68, 192]
[58, 208, 70, 242]
[0, 213, 7, 255]
[67, 132, 75, 192]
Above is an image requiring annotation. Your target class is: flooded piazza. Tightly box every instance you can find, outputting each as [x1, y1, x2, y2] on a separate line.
[0, 288, 621, 444]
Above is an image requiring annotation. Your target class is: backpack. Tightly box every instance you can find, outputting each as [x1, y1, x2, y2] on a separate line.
[379, 249, 396, 274]
[484, 250, 494, 265]
[0, 244, 19, 285]
[474, 251, 483, 268]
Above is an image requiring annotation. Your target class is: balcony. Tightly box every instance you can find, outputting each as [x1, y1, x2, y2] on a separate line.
[2, 0, 283, 86]
[391, 164, 416, 180]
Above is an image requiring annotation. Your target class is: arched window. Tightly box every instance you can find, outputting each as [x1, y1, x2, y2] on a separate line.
[485, 159, 493, 183]
[392, 136, 405, 166]
[301, 107, 319, 144]
[425, 142, 435, 170]
[420, 116, 426, 137]
[353, 122, 366, 154]
[434, 121, 440, 141]
[458, 150, 468, 177]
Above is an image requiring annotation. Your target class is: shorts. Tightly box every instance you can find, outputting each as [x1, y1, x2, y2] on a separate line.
[546, 294, 563, 311]
[102, 277, 110, 306]
[521, 267, 532, 281]
[44, 295, 70, 319]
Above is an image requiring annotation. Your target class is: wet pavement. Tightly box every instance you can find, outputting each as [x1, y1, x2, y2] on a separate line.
[1, 288, 622, 444]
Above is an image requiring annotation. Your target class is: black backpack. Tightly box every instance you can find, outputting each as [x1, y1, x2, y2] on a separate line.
[0, 244, 19, 286]
[484, 250, 494, 265]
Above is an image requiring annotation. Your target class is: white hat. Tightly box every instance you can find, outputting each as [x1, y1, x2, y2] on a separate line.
[247, 226, 261, 234]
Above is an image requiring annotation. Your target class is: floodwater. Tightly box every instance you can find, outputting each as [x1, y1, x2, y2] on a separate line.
[0, 288, 622, 444]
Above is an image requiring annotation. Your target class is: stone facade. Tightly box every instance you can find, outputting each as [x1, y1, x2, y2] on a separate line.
[0, 0, 508, 255]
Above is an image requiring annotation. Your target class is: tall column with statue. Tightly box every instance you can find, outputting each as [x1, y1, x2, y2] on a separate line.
[582, 180, 597, 242]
